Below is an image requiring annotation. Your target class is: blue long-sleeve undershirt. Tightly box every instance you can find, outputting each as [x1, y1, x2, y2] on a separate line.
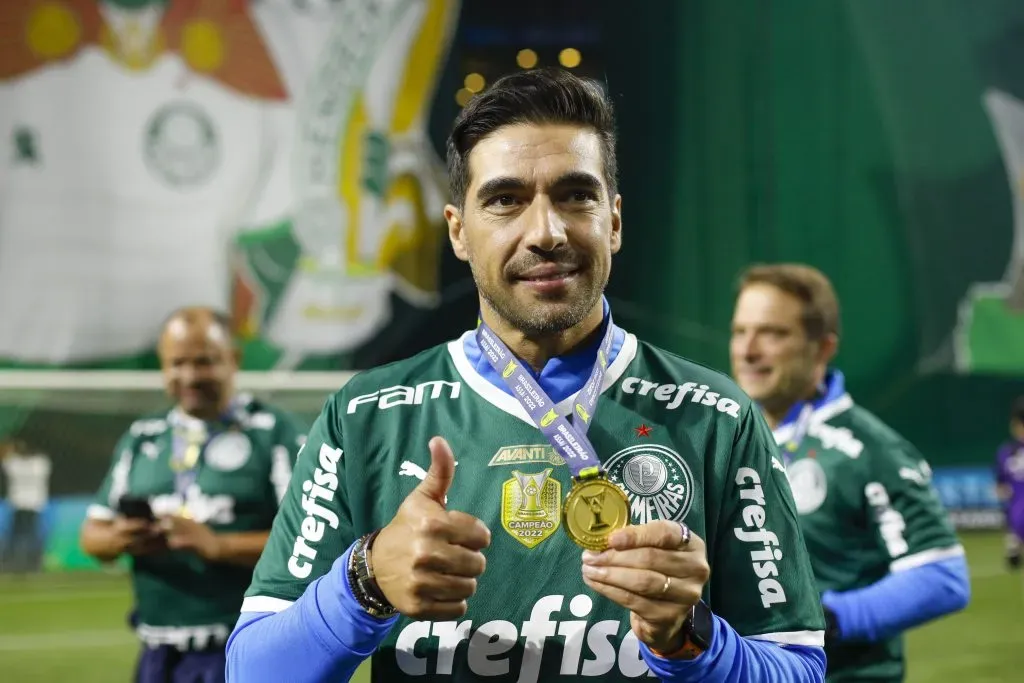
[227, 540, 825, 682]
[640, 619, 825, 682]
[226, 544, 397, 683]
[228, 526, 825, 683]
[822, 555, 970, 642]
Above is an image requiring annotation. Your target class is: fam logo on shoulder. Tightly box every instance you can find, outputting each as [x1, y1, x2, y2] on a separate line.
[604, 444, 695, 525]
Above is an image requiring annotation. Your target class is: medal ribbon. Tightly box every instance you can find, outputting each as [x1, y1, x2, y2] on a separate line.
[168, 398, 248, 508]
[170, 416, 208, 507]
[782, 403, 814, 458]
[778, 373, 848, 464]
[475, 318, 614, 478]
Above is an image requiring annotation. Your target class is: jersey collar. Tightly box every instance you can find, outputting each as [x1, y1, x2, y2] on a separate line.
[771, 369, 854, 445]
[448, 299, 638, 425]
[463, 297, 625, 404]
[168, 394, 253, 433]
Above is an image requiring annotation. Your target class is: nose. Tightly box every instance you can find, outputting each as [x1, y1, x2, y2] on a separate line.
[744, 339, 764, 364]
[522, 195, 568, 252]
[731, 331, 761, 363]
[178, 364, 200, 385]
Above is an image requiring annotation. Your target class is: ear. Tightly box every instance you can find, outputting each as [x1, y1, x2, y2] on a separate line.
[816, 333, 838, 365]
[609, 194, 622, 255]
[445, 204, 469, 262]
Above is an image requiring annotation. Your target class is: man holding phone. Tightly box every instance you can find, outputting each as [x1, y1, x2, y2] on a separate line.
[79, 307, 306, 683]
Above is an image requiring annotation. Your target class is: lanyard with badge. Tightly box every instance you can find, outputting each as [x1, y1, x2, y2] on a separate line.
[169, 415, 209, 518]
[475, 318, 629, 550]
[169, 401, 243, 517]
[781, 402, 815, 465]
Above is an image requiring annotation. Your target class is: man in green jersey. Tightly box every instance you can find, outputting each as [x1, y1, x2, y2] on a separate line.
[80, 307, 306, 683]
[228, 68, 827, 683]
[730, 264, 971, 682]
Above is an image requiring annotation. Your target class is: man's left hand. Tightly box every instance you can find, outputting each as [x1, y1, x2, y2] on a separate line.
[159, 515, 222, 561]
[581, 520, 709, 653]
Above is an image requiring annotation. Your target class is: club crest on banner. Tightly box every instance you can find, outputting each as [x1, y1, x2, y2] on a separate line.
[144, 101, 220, 187]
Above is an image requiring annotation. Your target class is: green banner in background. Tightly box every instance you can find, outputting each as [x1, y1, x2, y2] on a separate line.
[605, 0, 1024, 471]
[3, 0, 1024, 512]
[954, 85, 1024, 375]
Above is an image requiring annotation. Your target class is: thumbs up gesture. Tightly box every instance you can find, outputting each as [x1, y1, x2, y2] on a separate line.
[371, 437, 491, 619]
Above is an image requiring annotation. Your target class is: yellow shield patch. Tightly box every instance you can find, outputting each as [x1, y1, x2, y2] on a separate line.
[501, 468, 561, 549]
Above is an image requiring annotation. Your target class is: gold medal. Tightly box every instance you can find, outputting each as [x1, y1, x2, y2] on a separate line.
[562, 467, 630, 550]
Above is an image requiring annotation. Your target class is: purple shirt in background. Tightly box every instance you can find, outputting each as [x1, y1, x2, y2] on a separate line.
[996, 439, 1024, 538]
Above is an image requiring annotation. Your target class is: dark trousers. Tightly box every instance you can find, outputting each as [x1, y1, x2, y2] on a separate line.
[2, 509, 42, 572]
[135, 645, 226, 683]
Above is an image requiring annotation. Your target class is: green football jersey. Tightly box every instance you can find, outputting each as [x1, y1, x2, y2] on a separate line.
[88, 396, 307, 650]
[774, 394, 964, 682]
[245, 331, 825, 681]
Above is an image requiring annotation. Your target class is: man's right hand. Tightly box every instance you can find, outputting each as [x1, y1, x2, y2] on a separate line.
[109, 516, 165, 556]
[371, 436, 491, 619]
[80, 515, 165, 563]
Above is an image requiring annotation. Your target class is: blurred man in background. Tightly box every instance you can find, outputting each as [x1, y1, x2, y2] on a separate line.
[995, 396, 1024, 570]
[0, 438, 51, 573]
[730, 264, 971, 682]
[79, 307, 306, 683]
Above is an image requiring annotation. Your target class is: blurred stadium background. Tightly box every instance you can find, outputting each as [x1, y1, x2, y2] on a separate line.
[1, 0, 1023, 680]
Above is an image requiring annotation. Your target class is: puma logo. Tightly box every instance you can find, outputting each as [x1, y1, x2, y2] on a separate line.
[399, 459, 459, 480]
[399, 459, 458, 505]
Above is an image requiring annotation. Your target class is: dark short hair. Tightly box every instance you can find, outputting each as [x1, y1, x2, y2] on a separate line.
[446, 67, 618, 208]
[738, 264, 841, 341]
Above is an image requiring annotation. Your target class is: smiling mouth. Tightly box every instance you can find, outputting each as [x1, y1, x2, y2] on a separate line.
[518, 270, 579, 283]
[513, 260, 582, 281]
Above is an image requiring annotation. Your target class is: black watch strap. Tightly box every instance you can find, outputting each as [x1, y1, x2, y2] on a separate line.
[651, 600, 714, 660]
[686, 600, 714, 651]
[348, 530, 398, 619]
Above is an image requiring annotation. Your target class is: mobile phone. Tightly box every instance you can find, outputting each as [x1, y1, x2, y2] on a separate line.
[118, 495, 154, 521]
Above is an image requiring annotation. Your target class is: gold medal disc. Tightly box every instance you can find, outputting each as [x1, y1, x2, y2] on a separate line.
[562, 472, 630, 550]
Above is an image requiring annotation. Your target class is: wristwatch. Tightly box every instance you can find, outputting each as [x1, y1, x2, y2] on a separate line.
[651, 600, 714, 660]
[348, 530, 398, 619]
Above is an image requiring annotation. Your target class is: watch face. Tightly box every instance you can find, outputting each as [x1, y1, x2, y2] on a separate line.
[690, 601, 714, 649]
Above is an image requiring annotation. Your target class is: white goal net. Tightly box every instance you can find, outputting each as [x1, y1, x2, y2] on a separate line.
[0, 371, 355, 504]
[0, 371, 354, 417]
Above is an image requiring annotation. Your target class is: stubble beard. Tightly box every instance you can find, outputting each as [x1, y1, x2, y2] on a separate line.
[759, 364, 818, 419]
[473, 267, 605, 338]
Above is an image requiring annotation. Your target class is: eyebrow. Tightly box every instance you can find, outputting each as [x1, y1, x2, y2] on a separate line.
[551, 171, 604, 193]
[474, 171, 605, 201]
[475, 176, 528, 200]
